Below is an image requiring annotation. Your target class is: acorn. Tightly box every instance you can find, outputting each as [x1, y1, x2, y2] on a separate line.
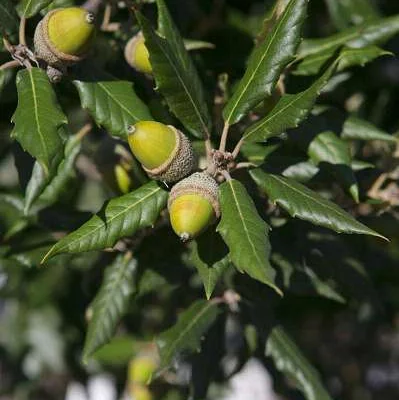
[127, 121, 194, 183]
[128, 385, 152, 400]
[34, 7, 96, 72]
[128, 355, 157, 385]
[168, 172, 220, 241]
[124, 31, 152, 74]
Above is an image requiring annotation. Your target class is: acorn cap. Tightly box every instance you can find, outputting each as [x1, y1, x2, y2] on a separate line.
[128, 122, 194, 183]
[124, 31, 152, 74]
[168, 172, 220, 241]
[34, 7, 96, 68]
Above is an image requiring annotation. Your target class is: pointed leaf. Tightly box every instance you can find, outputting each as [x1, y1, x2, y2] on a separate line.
[308, 130, 359, 202]
[17, 0, 52, 18]
[223, 0, 308, 125]
[188, 232, 230, 300]
[42, 182, 168, 262]
[342, 116, 397, 143]
[83, 253, 137, 361]
[136, 4, 211, 138]
[243, 63, 336, 143]
[12, 68, 67, 173]
[295, 45, 391, 76]
[157, 300, 220, 370]
[217, 179, 281, 294]
[74, 80, 152, 140]
[299, 14, 399, 59]
[250, 170, 385, 239]
[266, 326, 334, 400]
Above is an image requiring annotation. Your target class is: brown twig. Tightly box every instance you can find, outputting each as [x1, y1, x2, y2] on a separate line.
[219, 122, 229, 152]
[233, 162, 256, 171]
[220, 169, 232, 181]
[0, 60, 20, 70]
[231, 138, 244, 159]
[19, 17, 27, 46]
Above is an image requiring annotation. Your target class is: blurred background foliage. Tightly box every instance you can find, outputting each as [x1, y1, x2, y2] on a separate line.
[0, 0, 399, 399]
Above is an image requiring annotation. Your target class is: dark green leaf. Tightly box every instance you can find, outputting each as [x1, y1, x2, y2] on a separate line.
[240, 143, 281, 166]
[250, 170, 386, 239]
[217, 179, 281, 294]
[325, 0, 379, 30]
[74, 80, 152, 140]
[188, 232, 230, 300]
[243, 63, 336, 142]
[136, 2, 211, 138]
[308, 131, 359, 202]
[282, 161, 319, 182]
[41, 182, 168, 262]
[157, 300, 220, 370]
[299, 14, 399, 59]
[342, 116, 397, 142]
[12, 68, 66, 173]
[17, 0, 52, 18]
[295, 45, 391, 76]
[266, 326, 334, 400]
[83, 253, 137, 361]
[223, 0, 308, 125]
[0, 0, 18, 42]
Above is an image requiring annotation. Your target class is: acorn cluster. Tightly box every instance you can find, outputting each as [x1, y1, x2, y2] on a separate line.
[33, 8, 219, 240]
[127, 120, 220, 241]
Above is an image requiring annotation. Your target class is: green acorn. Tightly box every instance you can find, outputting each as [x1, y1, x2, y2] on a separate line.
[168, 172, 220, 241]
[127, 121, 194, 183]
[34, 7, 96, 71]
[124, 31, 152, 74]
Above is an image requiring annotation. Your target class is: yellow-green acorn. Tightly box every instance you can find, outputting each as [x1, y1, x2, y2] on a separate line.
[124, 31, 152, 74]
[128, 385, 152, 400]
[127, 121, 194, 183]
[168, 172, 220, 241]
[34, 7, 96, 69]
[128, 356, 157, 385]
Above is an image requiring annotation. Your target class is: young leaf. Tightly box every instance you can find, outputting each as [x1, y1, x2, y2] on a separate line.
[41, 182, 168, 262]
[243, 63, 336, 143]
[188, 232, 230, 300]
[308, 131, 359, 202]
[299, 14, 399, 59]
[17, 0, 52, 18]
[136, 5, 211, 138]
[0, 0, 19, 42]
[12, 68, 67, 173]
[83, 253, 137, 361]
[217, 179, 281, 294]
[74, 80, 152, 140]
[250, 170, 386, 239]
[295, 45, 391, 76]
[223, 0, 308, 125]
[157, 300, 220, 370]
[342, 116, 397, 143]
[266, 326, 334, 400]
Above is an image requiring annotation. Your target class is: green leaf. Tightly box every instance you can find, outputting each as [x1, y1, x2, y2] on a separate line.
[250, 170, 386, 239]
[17, 0, 52, 18]
[0, 0, 19, 42]
[41, 182, 168, 262]
[325, 0, 379, 31]
[240, 143, 281, 166]
[217, 179, 281, 294]
[342, 116, 397, 143]
[299, 14, 399, 59]
[136, 1, 211, 138]
[157, 300, 220, 371]
[223, 0, 308, 125]
[308, 130, 359, 202]
[266, 326, 334, 400]
[282, 161, 319, 183]
[188, 232, 230, 300]
[295, 45, 391, 76]
[83, 253, 137, 361]
[243, 63, 336, 143]
[74, 80, 152, 140]
[12, 68, 66, 173]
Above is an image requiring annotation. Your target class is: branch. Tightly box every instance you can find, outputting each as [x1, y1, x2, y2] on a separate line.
[218, 122, 230, 152]
[19, 17, 27, 46]
[0, 60, 20, 70]
[231, 138, 244, 159]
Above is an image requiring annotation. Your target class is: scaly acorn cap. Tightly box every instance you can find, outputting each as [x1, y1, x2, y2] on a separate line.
[34, 7, 96, 69]
[124, 31, 152, 74]
[127, 121, 194, 183]
[168, 172, 220, 241]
